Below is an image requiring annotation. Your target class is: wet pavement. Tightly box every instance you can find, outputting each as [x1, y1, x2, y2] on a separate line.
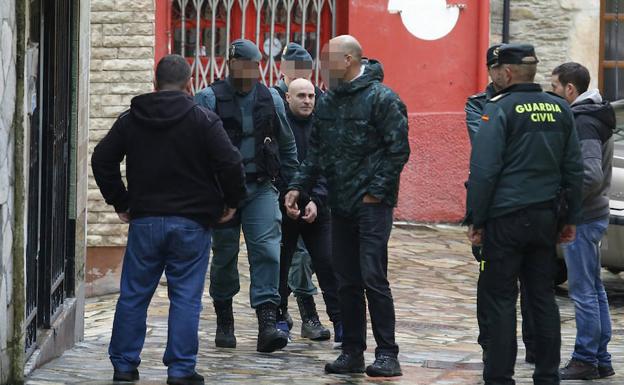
[26, 225, 624, 384]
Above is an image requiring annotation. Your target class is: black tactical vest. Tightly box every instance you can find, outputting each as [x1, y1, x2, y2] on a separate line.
[211, 80, 281, 183]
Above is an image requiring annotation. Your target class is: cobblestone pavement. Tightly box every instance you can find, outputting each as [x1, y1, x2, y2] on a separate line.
[26, 225, 624, 384]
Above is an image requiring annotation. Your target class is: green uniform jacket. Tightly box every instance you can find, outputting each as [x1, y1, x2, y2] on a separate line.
[467, 83, 583, 228]
[289, 59, 411, 217]
[465, 83, 497, 144]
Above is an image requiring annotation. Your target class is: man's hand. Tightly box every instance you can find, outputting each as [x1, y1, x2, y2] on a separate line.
[302, 201, 318, 223]
[284, 190, 301, 219]
[467, 225, 483, 246]
[558, 224, 576, 244]
[362, 194, 381, 204]
[219, 207, 237, 224]
[117, 212, 130, 223]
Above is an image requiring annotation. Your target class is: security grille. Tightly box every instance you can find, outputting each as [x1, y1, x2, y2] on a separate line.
[25, 0, 75, 355]
[168, 0, 337, 92]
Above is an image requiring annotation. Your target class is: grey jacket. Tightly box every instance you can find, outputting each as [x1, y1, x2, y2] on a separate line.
[571, 89, 616, 223]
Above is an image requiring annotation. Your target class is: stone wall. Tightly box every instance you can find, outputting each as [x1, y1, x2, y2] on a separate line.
[88, 0, 155, 248]
[0, 0, 16, 381]
[490, 0, 601, 89]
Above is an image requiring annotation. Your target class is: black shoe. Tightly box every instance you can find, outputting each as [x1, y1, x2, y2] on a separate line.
[559, 358, 599, 380]
[297, 295, 330, 341]
[525, 350, 535, 364]
[167, 372, 204, 385]
[113, 369, 139, 382]
[324, 351, 365, 374]
[256, 302, 289, 353]
[599, 364, 615, 378]
[366, 354, 402, 377]
[214, 300, 236, 348]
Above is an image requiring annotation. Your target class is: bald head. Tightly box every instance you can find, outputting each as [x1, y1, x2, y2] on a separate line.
[286, 78, 315, 118]
[330, 35, 363, 61]
[321, 35, 364, 88]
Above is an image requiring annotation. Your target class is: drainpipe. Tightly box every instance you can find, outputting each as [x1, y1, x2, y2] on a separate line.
[477, 0, 490, 89]
[502, 0, 511, 43]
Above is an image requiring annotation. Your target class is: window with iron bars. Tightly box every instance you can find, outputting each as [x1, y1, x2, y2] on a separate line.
[162, 0, 339, 93]
[601, 0, 624, 101]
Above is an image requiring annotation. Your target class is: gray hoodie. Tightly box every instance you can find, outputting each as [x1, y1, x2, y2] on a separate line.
[571, 89, 616, 223]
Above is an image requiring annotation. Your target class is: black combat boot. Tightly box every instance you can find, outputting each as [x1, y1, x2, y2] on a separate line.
[113, 369, 139, 382]
[213, 299, 236, 348]
[324, 351, 365, 374]
[256, 302, 289, 353]
[366, 354, 403, 377]
[297, 295, 330, 341]
[167, 372, 204, 385]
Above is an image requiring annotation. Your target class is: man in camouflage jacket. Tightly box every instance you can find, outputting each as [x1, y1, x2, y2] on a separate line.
[285, 35, 410, 378]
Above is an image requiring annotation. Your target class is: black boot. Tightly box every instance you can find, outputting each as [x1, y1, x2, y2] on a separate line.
[256, 302, 289, 353]
[324, 351, 365, 374]
[113, 369, 139, 382]
[297, 295, 330, 341]
[366, 354, 402, 377]
[167, 372, 204, 385]
[214, 300, 236, 348]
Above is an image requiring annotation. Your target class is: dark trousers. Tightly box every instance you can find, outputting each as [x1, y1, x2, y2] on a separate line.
[280, 211, 341, 323]
[480, 206, 561, 385]
[478, 272, 536, 356]
[331, 203, 399, 357]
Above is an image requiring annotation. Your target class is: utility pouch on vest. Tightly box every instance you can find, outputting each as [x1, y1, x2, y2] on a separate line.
[257, 128, 280, 182]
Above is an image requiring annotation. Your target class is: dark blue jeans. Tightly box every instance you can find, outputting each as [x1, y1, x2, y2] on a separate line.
[332, 203, 399, 357]
[109, 216, 211, 377]
[562, 219, 612, 366]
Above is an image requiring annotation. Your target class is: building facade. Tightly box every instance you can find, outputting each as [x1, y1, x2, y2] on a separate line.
[0, 0, 90, 383]
[86, 0, 617, 290]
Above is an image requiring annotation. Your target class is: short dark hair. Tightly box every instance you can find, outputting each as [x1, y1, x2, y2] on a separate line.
[552, 62, 590, 94]
[155, 54, 191, 90]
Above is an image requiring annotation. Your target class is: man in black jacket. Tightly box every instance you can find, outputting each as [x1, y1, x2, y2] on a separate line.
[92, 55, 245, 385]
[552, 62, 616, 380]
[278, 78, 342, 342]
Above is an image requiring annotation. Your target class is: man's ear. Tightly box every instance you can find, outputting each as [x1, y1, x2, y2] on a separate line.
[153, 79, 159, 91]
[566, 82, 577, 99]
[285, 91, 291, 104]
[185, 77, 193, 94]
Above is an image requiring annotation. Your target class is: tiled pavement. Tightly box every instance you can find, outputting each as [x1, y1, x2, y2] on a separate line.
[26, 225, 624, 384]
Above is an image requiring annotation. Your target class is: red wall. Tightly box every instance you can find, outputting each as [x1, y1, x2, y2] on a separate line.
[347, 0, 489, 222]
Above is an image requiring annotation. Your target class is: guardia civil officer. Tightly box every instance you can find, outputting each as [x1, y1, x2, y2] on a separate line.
[465, 44, 536, 365]
[466, 44, 583, 385]
[195, 39, 299, 353]
[274, 42, 323, 103]
[272, 42, 333, 340]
